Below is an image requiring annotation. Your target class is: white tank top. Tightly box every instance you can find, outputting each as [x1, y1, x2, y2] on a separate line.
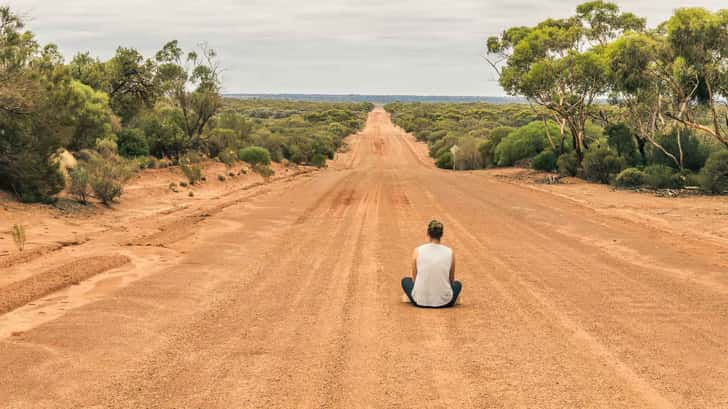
[412, 243, 453, 307]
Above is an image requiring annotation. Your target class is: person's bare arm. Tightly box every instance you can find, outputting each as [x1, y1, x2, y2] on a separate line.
[411, 248, 418, 281]
[449, 252, 456, 283]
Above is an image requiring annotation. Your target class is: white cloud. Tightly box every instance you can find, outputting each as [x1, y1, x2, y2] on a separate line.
[6, 0, 727, 95]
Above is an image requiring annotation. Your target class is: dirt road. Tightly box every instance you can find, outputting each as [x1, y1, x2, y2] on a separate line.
[2, 108, 728, 408]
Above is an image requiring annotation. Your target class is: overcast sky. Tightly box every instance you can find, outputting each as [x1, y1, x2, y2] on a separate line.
[6, 0, 727, 95]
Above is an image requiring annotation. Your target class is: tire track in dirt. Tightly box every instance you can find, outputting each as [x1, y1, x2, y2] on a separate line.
[0, 255, 130, 315]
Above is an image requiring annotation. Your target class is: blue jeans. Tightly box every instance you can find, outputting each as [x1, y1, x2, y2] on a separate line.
[401, 277, 462, 308]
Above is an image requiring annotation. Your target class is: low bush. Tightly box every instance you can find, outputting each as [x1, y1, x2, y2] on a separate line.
[239, 146, 271, 166]
[181, 164, 203, 185]
[218, 174, 226, 181]
[311, 153, 327, 168]
[700, 150, 728, 194]
[435, 151, 453, 169]
[581, 147, 625, 184]
[643, 165, 683, 189]
[254, 164, 275, 179]
[557, 151, 578, 177]
[69, 167, 91, 204]
[531, 150, 558, 172]
[614, 167, 646, 188]
[85, 153, 136, 205]
[494, 121, 555, 166]
[218, 149, 237, 168]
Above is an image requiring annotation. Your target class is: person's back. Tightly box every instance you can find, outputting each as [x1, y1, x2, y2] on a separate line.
[412, 243, 453, 307]
[401, 220, 462, 308]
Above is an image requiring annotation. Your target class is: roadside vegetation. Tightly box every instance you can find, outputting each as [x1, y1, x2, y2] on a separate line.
[0, 6, 371, 205]
[387, 2, 728, 194]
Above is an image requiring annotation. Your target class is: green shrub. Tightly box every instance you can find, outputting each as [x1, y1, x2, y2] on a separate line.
[95, 137, 119, 157]
[699, 150, 728, 194]
[254, 164, 275, 179]
[435, 151, 453, 169]
[643, 165, 683, 189]
[479, 126, 514, 168]
[217, 174, 226, 182]
[531, 150, 558, 172]
[615, 167, 646, 188]
[85, 153, 136, 205]
[606, 123, 638, 164]
[557, 151, 578, 177]
[69, 167, 91, 204]
[0, 121, 66, 203]
[180, 164, 203, 185]
[649, 129, 710, 171]
[239, 146, 271, 166]
[117, 128, 149, 157]
[1, 152, 66, 203]
[582, 147, 625, 184]
[494, 121, 556, 166]
[218, 149, 238, 168]
[311, 153, 327, 168]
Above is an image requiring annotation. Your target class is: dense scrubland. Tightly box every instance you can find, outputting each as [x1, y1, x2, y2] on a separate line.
[0, 6, 371, 204]
[388, 2, 728, 194]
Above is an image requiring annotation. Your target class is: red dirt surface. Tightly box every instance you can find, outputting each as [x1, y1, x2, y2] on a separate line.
[1, 108, 728, 408]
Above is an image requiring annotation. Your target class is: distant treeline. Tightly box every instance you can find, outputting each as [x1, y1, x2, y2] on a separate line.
[228, 94, 527, 104]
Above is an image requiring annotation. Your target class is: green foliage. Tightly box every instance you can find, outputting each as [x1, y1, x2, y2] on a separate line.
[480, 126, 514, 168]
[557, 151, 579, 177]
[180, 163, 203, 185]
[217, 174, 226, 182]
[494, 121, 556, 166]
[239, 146, 271, 166]
[532, 150, 558, 172]
[615, 167, 646, 187]
[486, 2, 640, 161]
[69, 167, 90, 204]
[63, 80, 116, 151]
[384, 102, 539, 166]
[643, 165, 684, 189]
[254, 164, 275, 179]
[218, 149, 237, 168]
[83, 150, 136, 205]
[581, 147, 625, 183]
[606, 123, 638, 163]
[435, 151, 453, 169]
[117, 128, 149, 157]
[649, 129, 710, 172]
[700, 150, 728, 194]
[311, 153, 327, 168]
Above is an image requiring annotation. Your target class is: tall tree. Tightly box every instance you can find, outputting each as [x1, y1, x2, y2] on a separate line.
[487, 1, 645, 163]
[155, 41, 222, 149]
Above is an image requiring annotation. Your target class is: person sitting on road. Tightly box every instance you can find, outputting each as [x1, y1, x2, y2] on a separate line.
[401, 220, 462, 308]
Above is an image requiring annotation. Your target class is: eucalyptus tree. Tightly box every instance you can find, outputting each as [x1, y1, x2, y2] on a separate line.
[605, 32, 682, 168]
[487, 1, 645, 163]
[660, 8, 728, 148]
[70, 47, 159, 124]
[155, 41, 223, 150]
